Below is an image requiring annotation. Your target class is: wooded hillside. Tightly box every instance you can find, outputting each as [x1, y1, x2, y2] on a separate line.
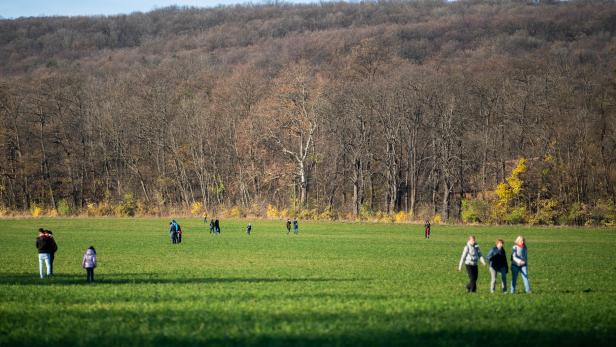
[1, 0, 615, 224]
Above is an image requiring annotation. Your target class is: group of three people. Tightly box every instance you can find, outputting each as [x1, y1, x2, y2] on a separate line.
[458, 235, 531, 294]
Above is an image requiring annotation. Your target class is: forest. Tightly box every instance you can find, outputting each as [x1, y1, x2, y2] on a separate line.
[0, 0, 615, 224]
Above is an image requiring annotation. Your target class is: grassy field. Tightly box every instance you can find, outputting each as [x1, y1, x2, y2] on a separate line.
[0, 218, 615, 347]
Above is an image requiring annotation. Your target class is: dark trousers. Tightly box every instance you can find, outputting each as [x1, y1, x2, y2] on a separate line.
[178, 234, 182, 243]
[465, 264, 479, 292]
[171, 233, 177, 244]
[49, 253, 55, 275]
[86, 268, 94, 282]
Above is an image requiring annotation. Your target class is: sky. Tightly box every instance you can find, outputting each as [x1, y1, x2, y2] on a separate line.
[0, 0, 316, 19]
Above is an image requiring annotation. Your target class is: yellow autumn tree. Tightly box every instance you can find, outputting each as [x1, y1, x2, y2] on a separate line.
[493, 158, 527, 223]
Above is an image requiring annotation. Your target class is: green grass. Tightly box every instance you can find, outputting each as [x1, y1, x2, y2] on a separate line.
[0, 218, 615, 347]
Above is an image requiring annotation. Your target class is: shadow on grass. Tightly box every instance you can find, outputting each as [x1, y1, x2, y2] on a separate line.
[2, 328, 614, 347]
[0, 272, 365, 286]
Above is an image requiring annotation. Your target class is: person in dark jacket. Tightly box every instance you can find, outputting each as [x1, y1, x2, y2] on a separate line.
[214, 219, 220, 234]
[486, 239, 508, 293]
[424, 220, 431, 239]
[176, 221, 182, 243]
[209, 220, 215, 234]
[286, 219, 291, 235]
[44, 230, 58, 275]
[246, 223, 252, 235]
[36, 230, 55, 278]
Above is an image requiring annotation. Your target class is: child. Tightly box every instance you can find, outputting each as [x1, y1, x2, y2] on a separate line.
[511, 235, 531, 294]
[176, 221, 183, 243]
[246, 223, 252, 235]
[424, 220, 431, 239]
[486, 239, 508, 293]
[82, 246, 97, 283]
[458, 235, 486, 293]
[293, 218, 299, 235]
[286, 219, 291, 235]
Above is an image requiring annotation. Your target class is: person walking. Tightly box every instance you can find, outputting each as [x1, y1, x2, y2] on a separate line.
[293, 218, 299, 235]
[82, 246, 97, 283]
[486, 239, 508, 293]
[458, 235, 486, 293]
[286, 219, 291, 235]
[209, 220, 215, 234]
[35, 229, 54, 279]
[511, 235, 531, 294]
[424, 220, 431, 239]
[214, 219, 220, 234]
[246, 223, 252, 235]
[169, 221, 178, 244]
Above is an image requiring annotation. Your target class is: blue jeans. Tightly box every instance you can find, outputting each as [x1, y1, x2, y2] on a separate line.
[489, 267, 507, 293]
[38, 253, 51, 278]
[511, 265, 531, 293]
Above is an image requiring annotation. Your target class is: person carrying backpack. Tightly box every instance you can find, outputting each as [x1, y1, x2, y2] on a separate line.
[458, 235, 486, 293]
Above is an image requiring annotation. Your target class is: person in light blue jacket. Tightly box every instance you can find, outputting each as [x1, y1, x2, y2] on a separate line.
[511, 235, 531, 294]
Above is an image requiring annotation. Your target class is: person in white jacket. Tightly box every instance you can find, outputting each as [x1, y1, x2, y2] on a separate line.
[82, 246, 97, 283]
[458, 235, 486, 293]
[511, 235, 531, 293]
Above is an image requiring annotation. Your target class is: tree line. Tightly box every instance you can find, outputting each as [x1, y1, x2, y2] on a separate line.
[0, 1, 615, 224]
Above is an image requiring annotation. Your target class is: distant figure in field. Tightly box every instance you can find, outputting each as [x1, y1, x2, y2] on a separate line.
[169, 220, 178, 244]
[293, 218, 299, 235]
[35, 229, 57, 278]
[203, 215, 208, 224]
[511, 235, 531, 294]
[286, 219, 291, 235]
[214, 219, 220, 234]
[486, 239, 508, 293]
[424, 220, 431, 239]
[209, 220, 215, 234]
[43, 229, 58, 275]
[246, 223, 252, 235]
[458, 235, 486, 293]
[176, 221, 183, 244]
[82, 246, 97, 283]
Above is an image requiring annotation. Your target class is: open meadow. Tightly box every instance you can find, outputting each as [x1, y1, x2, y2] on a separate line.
[0, 218, 615, 346]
